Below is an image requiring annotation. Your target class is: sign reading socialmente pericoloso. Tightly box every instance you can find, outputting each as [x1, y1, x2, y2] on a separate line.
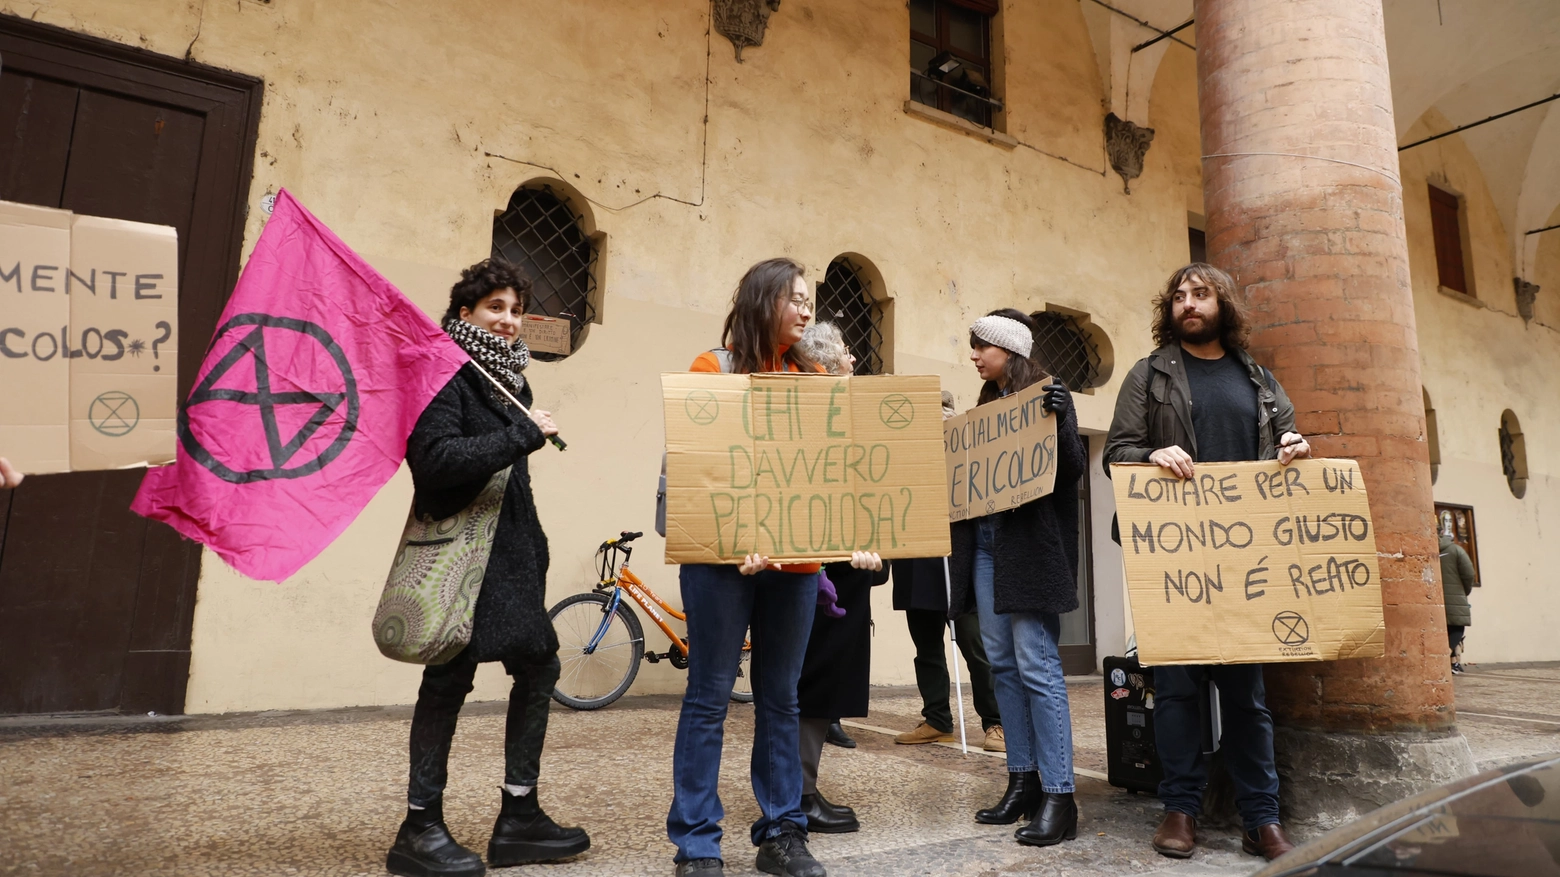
[0, 200, 179, 474]
[944, 379, 1058, 521]
[1110, 458, 1385, 666]
[662, 373, 951, 564]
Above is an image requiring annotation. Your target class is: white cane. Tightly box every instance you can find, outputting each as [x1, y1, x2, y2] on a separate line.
[943, 556, 968, 755]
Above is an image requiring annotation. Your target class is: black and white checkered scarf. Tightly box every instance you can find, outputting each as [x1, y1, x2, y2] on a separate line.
[443, 316, 529, 409]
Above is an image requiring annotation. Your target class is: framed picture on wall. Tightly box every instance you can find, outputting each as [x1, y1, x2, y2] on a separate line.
[1434, 503, 1481, 586]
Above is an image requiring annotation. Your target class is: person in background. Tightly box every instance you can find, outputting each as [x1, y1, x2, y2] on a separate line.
[791, 322, 889, 834]
[1103, 262, 1307, 862]
[668, 257, 827, 877]
[1440, 527, 1477, 674]
[0, 457, 23, 489]
[947, 309, 1086, 848]
[393, 258, 587, 877]
[892, 391, 1004, 753]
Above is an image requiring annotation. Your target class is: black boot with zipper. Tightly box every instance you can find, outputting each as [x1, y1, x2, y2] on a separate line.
[488, 789, 591, 866]
[975, 771, 1043, 825]
[386, 799, 486, 877]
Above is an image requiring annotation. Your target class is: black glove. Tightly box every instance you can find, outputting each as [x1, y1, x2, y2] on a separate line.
[1041, 381, 1072, 417]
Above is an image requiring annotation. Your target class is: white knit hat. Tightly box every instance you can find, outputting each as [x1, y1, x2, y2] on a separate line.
[970, 315, 1033, 358]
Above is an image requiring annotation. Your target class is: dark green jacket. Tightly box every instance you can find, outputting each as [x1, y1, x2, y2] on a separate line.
[1104, 343, 1297, 468]
[1439, 535, 1475, 626]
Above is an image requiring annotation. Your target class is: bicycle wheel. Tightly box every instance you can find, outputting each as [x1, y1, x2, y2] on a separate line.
[731, 634, 754, 704]
[549, 592, 645, 710]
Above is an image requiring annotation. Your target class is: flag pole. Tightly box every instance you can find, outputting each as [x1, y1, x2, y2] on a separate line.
[468, 361, 568, 451]
[944, 555, 968, 755]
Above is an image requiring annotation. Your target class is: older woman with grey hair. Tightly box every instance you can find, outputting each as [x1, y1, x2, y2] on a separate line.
[795, 321, 852, 376]
[791, 322, 886, 834]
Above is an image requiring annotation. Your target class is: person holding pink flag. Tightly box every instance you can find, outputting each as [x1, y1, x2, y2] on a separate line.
[388, 258, 588, 877]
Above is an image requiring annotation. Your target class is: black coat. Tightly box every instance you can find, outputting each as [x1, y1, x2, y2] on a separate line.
[405, 363, 554, 664]
[947, 406, 1087, 619]
[891, 557, 950, 613]
[798, 561, 889, 719]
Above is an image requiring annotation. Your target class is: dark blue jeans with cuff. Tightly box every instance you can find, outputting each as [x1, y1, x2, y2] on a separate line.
[1153, 663, 1281, 832]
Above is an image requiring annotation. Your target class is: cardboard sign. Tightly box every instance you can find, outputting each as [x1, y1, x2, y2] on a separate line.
[1111, 458, 1385, 666]
[944, 379, 1058, 521]
[0, 201, 179, 474]
[662, 372, 951, 564]
[517, 314, 570, 355]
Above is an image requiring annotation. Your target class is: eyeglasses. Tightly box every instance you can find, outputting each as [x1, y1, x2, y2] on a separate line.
[787, 296, 814, 314]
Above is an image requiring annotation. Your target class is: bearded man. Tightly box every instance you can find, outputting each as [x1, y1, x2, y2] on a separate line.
[1104, 263, 1310, 862]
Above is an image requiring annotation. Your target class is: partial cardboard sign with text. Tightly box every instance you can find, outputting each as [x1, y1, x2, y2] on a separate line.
[1111, 458, 1385, 666]
[0, 200, 179, 473]
[517, 314, 570, 355]
[944, 379, 1058, 521]
[662, 372, 950, 564]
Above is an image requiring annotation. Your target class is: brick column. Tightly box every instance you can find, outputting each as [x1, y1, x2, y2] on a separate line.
[1195, 0, 1472, 813]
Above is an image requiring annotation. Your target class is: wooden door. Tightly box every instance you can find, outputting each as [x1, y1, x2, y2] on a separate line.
[0, 18, 260, 714]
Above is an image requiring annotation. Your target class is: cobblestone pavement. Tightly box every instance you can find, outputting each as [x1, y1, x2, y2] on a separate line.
[3, 665, 1557, 877]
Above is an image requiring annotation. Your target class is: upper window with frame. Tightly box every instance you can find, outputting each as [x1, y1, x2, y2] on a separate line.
[910, 0, 999, 129]
[1428, 184, 1471, 297]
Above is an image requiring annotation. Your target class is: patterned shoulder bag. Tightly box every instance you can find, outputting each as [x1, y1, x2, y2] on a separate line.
[373, 466, 512, 664]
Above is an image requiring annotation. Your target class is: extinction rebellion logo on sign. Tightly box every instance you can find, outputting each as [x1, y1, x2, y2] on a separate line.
[179, 313, 360, 483]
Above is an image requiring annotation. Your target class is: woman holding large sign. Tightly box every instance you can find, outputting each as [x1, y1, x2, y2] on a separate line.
[667, 258, 829, 877]
[947, 309, 1087, 847]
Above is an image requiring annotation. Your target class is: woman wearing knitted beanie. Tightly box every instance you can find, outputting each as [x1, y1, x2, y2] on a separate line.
[946, 308, 1088, 847]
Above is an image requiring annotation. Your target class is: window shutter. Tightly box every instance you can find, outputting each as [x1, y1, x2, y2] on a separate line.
[1428, 185, 1467, 294]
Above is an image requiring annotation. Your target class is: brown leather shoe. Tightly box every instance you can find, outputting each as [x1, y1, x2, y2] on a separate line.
[1242, 823, 1295, 860]
[1152, 811, 1197, 859]
[894, 721, 955, 744]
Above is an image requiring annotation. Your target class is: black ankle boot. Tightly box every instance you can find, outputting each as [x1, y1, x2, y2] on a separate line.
[976, 771, 1043, 825]
[801, 791, 860, 833]
[1015, 792, 1078, 846]
[387, 799, 486, 877]
[488, 789, 590, 865]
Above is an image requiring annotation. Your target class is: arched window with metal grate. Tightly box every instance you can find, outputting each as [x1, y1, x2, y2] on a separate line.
[817, 257, 886, 375]
[1029, 310, 1102, 392]
[491, 185, 599, 360]
[1498, 409, 1527, 499]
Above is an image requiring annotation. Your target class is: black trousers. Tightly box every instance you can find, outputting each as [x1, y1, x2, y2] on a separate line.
[1448, 626, 1466, 657]
[904, 608, 1001, 733]
[407, 649, 560, 807]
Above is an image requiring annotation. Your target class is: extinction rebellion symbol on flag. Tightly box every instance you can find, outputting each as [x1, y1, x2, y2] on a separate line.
[179, 313, 360, 484]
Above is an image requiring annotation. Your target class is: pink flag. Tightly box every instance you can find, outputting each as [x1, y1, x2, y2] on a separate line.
[132, 190, 468, 581]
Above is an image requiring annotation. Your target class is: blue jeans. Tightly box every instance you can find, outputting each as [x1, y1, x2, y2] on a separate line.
[972, 518, 1075, 794]
[1153, 663, 1280, 831]
[667, 564, 818, 863]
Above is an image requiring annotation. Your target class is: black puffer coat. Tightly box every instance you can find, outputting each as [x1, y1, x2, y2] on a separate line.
[947, 405, 1087, 619]
[405, 363, 554, 664]
[799, 561, 890, 719]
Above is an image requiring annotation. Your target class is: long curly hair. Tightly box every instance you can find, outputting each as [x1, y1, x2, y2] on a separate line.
[722, 257, 818, 374]
[444, 258, 531, 323]
[1151, 262, 1251, 350]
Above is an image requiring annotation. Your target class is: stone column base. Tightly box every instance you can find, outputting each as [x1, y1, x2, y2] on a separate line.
[1274, 727, 1476, 828]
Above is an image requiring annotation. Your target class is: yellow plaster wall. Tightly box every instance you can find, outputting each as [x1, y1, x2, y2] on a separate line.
[1398, 117, 1560, 665]
[24, 0, 1556, 711]
[0, 0, 1211, 712]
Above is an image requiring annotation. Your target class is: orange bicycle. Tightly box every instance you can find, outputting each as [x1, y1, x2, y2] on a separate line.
[548, 531, 753, 710]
